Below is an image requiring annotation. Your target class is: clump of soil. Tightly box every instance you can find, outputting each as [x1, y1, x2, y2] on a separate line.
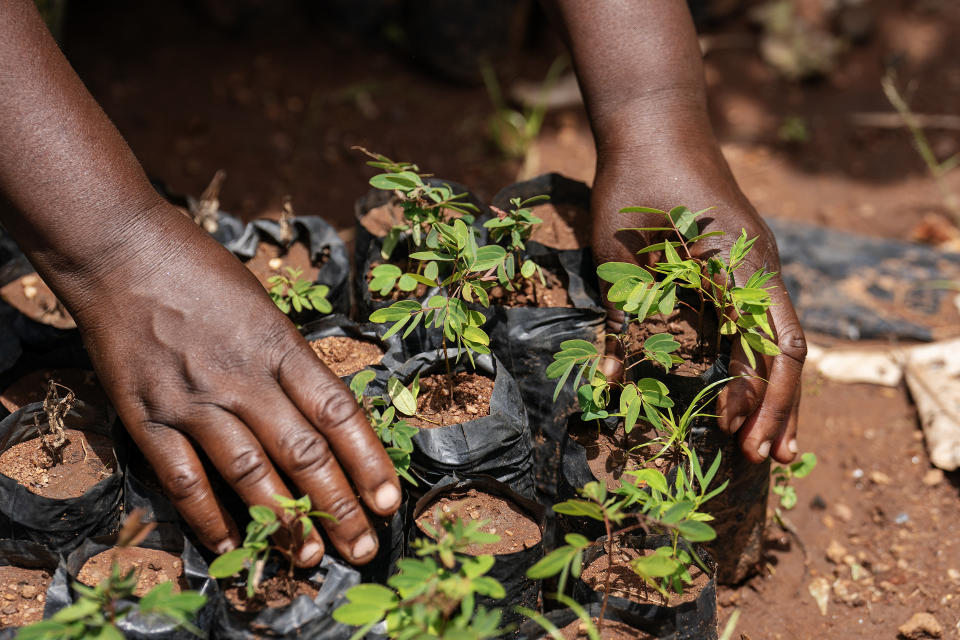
[568, 421, 668, 490]
[487, 267, 572, 308]
[77, 547, 186, 598]
[0, 369, 107, 414]
[626, 298, 720, 377]
[528, 203, 589, 251]
[245, 241, 325, 291]
[556, 617, 653, 640]
[0, 273, 75, 329]
[581, 542, 710, 607]
[225, 574, 319, 613]
[415, 488, 541, 555]
[0, 566, 52, 627]
[309, 336, 384, 377]
[404, 372, 494, 428]
[0, 429, 116, 499]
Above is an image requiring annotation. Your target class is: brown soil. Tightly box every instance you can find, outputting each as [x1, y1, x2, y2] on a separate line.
[244, 241, 323, 291]
[528, 202, 589, 251]
[0, 566, 51, 628]
[626, 301, 720, 377]
[556, 617, 653, 640]
[568, 421, 669, 491]
[225, 574, 319, 613]
[0, 429, 116, 499]
[77, 547, 186, 598]
[581, 542, 711, 607]
[359, 202, 406, 238]
[0, 274, 75, 330]
[309, 336, 383, 377]
[404, 372, 494, 429]
[415, 488, 541, 555]
[487, 267, 572, 309]
[0, 369, 108, 414]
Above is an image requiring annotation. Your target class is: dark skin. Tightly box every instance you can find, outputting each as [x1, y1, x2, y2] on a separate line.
[0, 0, 803, 565]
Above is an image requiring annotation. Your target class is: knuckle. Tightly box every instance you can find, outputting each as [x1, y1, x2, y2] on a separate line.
[163, 463, 207, 503]
[278, 432, 334, 476]
[312, 384, 362, 432]
[226, 447, 271, 487]
[325, 493, 363, 525]
[778, 324, 808, 363]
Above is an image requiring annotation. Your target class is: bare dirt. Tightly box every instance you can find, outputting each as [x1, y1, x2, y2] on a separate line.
[415, 488, 541, 556]
[225, 574, 319, 613]
[556, 617, 652, 640]
[359, 202, 405, 238]
[244, 240, 322, 291]
[309, 335, 383, 377]
[77, 547, 186, 598]
[405, 371, 494, 429]
[0, 369, 107, 414]
[0, 429, 116, 499]
[487, 267, 571, 309]
[0, 566, 51, 628]
[568, 420, 668, 491]
[528, 203, 589, 251]
[581, 542, 711, 607]
[626, 299, 720, 378]
[0, 274, 75, 330]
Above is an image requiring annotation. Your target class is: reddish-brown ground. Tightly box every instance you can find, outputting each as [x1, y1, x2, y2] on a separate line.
[60, 1, 960, 636]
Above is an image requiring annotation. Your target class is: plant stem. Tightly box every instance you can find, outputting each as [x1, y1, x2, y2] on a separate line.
[599, 514, 613, 636]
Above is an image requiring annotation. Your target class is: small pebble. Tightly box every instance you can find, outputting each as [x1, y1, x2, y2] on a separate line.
[22, 285, 38, 300]
[826, 539, 847, 564]
[505, 530, 513, 536]
[895, 512, 910, 525]
[923, 469, 944, 487]
[851, 468, 864, 480]
[1, 593, 14, 601]
[898, 612, 942, 639]
[834, 504, 853, 522]
[869, 471, 891, 485]
[268, 257, 283, 271]
[947, 568, 960, 583]
[21, 274, 38, 286]
[2, 605, 16, 616]
[810, 494, 827, 510]
[20, 586, 36, 599]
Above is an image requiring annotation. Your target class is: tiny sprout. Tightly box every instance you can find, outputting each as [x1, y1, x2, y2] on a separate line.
[267, 267, 332, 317]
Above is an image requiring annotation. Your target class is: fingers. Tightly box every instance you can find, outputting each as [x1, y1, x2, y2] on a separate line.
[236, 385, 381, 565]
[126, 421, 240, 554]
[716, 339, 768, 434]
[771, 383, 800, 463]
[186, 410, 327, 566]
[276, 337, 401, 517]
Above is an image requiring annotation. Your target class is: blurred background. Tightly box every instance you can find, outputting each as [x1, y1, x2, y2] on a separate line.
[37, 1, 960, 637]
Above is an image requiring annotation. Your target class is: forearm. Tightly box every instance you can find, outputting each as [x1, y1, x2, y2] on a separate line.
[0, 0, 174, 303]
[545, 0, 747, 208]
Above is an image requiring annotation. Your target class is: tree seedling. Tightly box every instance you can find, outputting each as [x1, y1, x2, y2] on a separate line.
[771, 452, 817, 565]
[349, 370, 420, 486]
[32, 380, 74, 468]
[16, 511, 207, 640]
[484, 195, 549, 296]
[333, 510, 506, 639]
[267, 267, 332, 318]
[187, 169, 226, 234]
[208, 495, 336, 601]
[356, 147, 479, 260]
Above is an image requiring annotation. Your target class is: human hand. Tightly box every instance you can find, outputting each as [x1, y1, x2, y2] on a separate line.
[64, 204, 401, 565]
[591, 155, 806, 465]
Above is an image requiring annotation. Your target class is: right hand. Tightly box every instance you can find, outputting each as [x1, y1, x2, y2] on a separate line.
[66, 203, 401, 565]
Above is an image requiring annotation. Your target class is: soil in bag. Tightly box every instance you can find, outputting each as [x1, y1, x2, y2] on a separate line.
[409, 477, 545, 633]
[391, 350, 534, 498]
[229, 214, 350, 317]
[0, 399, 121, 550]
[213, 554, 359, 640]
[0, 267, 80, 354]
[572, 534, 718, 640]
[48, 525, 218, 639]
[517, 603, 657, 640]
[0, 539, 59, 633]
[299, 314, 398, 383]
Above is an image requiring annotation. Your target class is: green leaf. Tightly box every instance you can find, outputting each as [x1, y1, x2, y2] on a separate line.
[349, 370, 376, 398]
[677, 520, 717, 542]
[345, 583, 398, 606]
[626, 468, 668, 494]
[631, 548, 681, 579]
[668, 205, 699, 240]
[520, 259, 536, 279]
[792, 452, 818, 478]
[527, 546, 576, 579]
[552, 499, 605, 522]
[387, 377, 417, 416]
[660, 500, 695, 525]
[333, 602, 389, 626]
[596, 261, 650, 284]
[209, 548, 251, 578]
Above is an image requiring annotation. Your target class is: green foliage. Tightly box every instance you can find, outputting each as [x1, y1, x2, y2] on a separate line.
[483, 195, 549, 293]
[268, 267, 332, 317]
[350, 371, 420, 486]
[208, 495, 335, 600]
[771, 452, 817, 510]
[333, 511, 506, 639]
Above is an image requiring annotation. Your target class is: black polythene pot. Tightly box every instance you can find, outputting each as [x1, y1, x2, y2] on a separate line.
[571, 534, 718, 640]
[211, 554, 359, 640]
[516, 603, 656, 640]
[46, 525, 218, 640]
[630, 349, 770, 585]
[407, 476, 546, 634]
[298, 313, 403, 387]
[0, 538, 61, 638]
[0, 400, 122, 552]
[114, 426, 182, 526]
[228, 216, 351, 316]
[386, 349, 534, 499]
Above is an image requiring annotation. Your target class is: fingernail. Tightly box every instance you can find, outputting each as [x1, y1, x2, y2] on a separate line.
[298, 541, 323, 565]
[352, 533, 377, 560]
[729, 416, 745, 433]
[216, 539, 237, 555]
[757, 441, 772, 459]
[788, 439, 799, 454]
[374, 482, 401, 511]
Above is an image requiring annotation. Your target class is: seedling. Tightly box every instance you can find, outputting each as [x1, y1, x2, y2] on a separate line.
[771, 452, 817, 512]
[32, 380, 73, 468]
[484, 195, 549, 295]
[187, 169, 226, 234]
[517, 594, 600, 640]
[356, 148, 479, 260]
[267, 267, 332, 318]
[16, 511, 207, 640]
[349, 370, 420, 486]
[333, 510, 506, 639]
[208, 495, 335, 601]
